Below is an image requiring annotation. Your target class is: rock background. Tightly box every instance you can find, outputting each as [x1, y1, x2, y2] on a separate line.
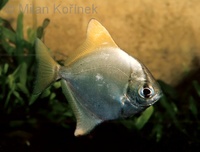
[1, 0, 200, 85]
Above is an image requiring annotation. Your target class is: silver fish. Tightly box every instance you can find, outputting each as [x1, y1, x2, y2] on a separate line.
[33, 19, 162, 136]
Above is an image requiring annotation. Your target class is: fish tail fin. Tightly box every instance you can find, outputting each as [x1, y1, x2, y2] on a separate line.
[33, 38, 60, 95]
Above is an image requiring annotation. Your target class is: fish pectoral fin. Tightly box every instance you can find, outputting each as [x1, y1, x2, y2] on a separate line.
[65, 19, 119, 66]
[61, 80, 102, 136]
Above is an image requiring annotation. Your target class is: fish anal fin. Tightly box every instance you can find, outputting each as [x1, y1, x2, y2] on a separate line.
[75, 108, 102, 136]
[65, 19, 118, 66]
[61, 80, 102, 136]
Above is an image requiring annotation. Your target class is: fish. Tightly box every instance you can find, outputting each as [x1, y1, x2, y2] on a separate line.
[33, 19, 162, 136]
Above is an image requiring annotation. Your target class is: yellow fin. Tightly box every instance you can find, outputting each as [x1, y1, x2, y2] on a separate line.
[65, 19, 118, 66]
[33, 39, 60, 95]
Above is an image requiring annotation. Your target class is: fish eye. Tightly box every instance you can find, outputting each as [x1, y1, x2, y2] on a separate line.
[139, 85, 154, 99]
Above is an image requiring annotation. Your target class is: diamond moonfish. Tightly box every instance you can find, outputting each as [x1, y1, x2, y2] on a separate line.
[33, 19, 162, 136]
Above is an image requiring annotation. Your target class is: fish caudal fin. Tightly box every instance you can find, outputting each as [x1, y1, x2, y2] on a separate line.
[61, 80, 102, 136]
[33, 38, 60, 95]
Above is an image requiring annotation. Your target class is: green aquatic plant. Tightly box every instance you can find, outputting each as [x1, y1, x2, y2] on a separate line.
[0, 0, 8, 10]
[0, 13, 33, 112]
[0, 6, 75, 135]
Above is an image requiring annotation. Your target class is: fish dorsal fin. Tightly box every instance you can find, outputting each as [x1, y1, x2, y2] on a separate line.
[61, 80, 102, 136]
[65, 19, 118, 66]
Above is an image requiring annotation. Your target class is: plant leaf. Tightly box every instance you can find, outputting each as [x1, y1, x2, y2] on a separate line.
[42, 18, 50, 29]
[1, 38, 15, 55]
[16, 13, 24, 40]
[0, 0, 8, 10]
[53, 81, 61, 89]
[16, 83, 29, 95]
[135, 106, 154, 130]
[3, 63, 9, 74]
[1, 26, 16, 42]
[13, 91, 23, 102]
[189, 96, 198, 117]
[15, 12, 24, 63]
[19, 62, 27, 86]
[36, 26, 43, 39]
[27, 27, 36, 44]
[192, 80, 200, 97]
[152, 124, 163, 142]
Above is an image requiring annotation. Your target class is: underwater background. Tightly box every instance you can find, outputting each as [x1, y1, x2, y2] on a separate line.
[0, 0, 200, 151]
